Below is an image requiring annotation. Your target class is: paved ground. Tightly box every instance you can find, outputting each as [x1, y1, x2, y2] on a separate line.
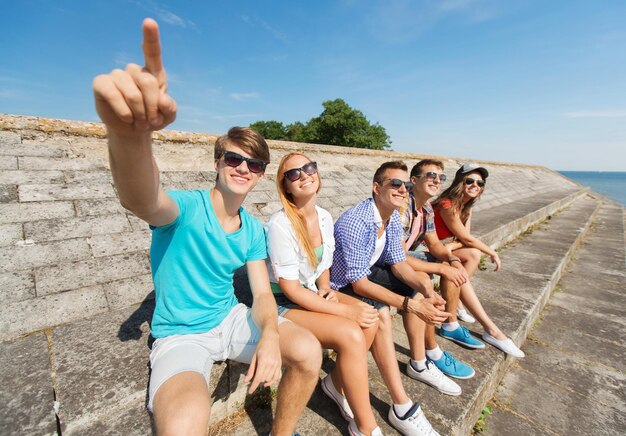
[484, 204, 626, 436]
[215, 195, 618, 435]
[1, 116, 621, 435]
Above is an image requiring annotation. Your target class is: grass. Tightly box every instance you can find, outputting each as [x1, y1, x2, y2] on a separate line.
[473, 405, 493, 434]
[478, 255, 488, 271]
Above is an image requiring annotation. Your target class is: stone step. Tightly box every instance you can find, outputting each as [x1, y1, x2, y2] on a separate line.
[0, 191, 594, 436]
[484, 203, 626, 435]
[213, 195, 602, 435]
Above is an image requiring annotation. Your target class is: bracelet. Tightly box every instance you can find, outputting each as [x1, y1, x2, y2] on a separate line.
[401, 296, 410, 313]
[448, 258, 461, 264]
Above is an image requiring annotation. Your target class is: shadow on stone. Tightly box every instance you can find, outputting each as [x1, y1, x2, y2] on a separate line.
[117, 291, 155, 343]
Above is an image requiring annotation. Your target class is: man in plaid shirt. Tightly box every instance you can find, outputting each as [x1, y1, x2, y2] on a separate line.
[331, 161, 447, 436]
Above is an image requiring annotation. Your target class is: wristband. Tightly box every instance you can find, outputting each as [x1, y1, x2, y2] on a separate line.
[401, 296, 410, 313]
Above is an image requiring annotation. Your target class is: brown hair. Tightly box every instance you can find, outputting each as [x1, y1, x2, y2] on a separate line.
[432, 170, 485, 224]
[372, 160, 408, 197]
[214, 126, 270, 163]
[276, 153, 322, 268]
[410, 159, 444, 179]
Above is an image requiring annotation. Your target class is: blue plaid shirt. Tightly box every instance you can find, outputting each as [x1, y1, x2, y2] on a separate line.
[331, 198, 407, 289]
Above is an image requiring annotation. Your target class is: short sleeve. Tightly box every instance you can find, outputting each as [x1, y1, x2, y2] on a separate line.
[383, 211, 408, 265]
[336, 214, 373, 283]
[150, 190, 194, 232]
[265, 216, 300, 280]
[246, 214, 268, 261]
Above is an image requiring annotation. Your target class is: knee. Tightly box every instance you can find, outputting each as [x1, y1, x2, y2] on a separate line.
[336, 322, 367, 352]
[468, 248, 481, 263]
[154, 399, 209, 436]
[377, 310, 392, 332]
[283, 327, 322, 374]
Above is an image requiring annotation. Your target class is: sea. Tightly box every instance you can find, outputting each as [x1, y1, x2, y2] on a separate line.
[559, 171, 626, 206]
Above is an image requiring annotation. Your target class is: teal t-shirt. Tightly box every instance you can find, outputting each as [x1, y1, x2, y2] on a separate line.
[149, 190, 267, 338]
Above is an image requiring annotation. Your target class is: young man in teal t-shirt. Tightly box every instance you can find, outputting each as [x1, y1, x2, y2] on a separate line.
[93, 18, 321, 436]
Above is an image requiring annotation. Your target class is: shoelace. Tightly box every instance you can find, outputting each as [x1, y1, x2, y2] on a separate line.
[407, 411, 434, 433]
[460, 326, 471, 338]
[443, 352, 457, 370]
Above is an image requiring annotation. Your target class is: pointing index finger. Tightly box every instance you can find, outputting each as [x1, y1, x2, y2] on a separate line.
[142, 18, 164, 76]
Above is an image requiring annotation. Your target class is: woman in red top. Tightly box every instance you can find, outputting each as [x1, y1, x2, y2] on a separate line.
[432, 163, 524, 357]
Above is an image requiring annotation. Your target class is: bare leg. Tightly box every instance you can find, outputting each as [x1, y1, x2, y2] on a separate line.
[272, 321, 322, 436]
[370, 308, 410, 405]
[402, 295, 427, 361]
[153, 372, 211, 436]
[286, 309, 378, 433]
[440, 270, 460, 323]
[454, 248, 506, 339]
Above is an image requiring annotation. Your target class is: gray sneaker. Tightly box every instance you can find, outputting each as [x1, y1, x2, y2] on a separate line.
[406, 360, 462, 396]
[388, 403, 440, 436]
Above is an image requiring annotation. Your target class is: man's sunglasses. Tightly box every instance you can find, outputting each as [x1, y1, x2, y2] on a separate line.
[416, 172, 447, 182]
[222, 151, 267, 174]
[382, 178, 414, 191]
[465, 177, 485, 188]
[284, 162, 318, 182]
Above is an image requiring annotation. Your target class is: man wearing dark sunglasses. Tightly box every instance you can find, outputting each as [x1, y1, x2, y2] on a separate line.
[93, 18, 321, 436]
[332, 161, 448, 435]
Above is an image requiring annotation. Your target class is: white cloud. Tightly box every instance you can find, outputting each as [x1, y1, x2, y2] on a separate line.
[230, 92, 260, 101]
[131, 1, 196, 29]
[240, 15, 289, 44]
[563, 111, 626, 119]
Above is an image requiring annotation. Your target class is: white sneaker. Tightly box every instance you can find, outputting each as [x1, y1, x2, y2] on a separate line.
[348, 420, 383, 436]
[321, 374, 354, 421]
[482, 333, 525, 358]
[457, 307, 476, 323]
[406, 360, 461, 396]
[388, 403, 440, 436]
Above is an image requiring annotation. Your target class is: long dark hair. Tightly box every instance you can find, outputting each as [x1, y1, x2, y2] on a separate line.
[432, 170, 485, 224]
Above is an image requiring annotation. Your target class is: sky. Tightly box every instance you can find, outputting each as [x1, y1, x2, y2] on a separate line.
[1, 0, 625, 171]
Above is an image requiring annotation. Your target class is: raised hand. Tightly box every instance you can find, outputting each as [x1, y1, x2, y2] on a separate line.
[93, 18, 176, 136]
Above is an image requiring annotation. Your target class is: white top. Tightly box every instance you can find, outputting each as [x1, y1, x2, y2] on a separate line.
[369, 201, 386, 266]
[265, 206, 336, 293]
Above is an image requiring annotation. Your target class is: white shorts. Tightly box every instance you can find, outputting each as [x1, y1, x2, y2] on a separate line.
[148, 303, 289, 411]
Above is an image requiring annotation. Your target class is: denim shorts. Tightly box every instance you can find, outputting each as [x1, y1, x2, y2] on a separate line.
[148, 303, 289, 411]
[273, 292, 300, 316]
[338, 265, 417, 310]
[407, 250, 438, 263]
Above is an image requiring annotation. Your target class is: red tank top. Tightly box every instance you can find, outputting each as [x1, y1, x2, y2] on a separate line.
[433, 199, 455, 240]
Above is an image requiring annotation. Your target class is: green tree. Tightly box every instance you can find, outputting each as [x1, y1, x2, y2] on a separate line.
[249, 120, 287, 140]
[307, 99, 391, 150]
[249, 98, 391, 150]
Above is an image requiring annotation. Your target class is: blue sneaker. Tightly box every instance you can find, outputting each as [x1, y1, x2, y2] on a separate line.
[439, 325, 485, 349]
[429, 351, 475, 379]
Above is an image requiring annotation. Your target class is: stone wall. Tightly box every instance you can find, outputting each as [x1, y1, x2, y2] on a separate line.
[0, 114, 578, 342]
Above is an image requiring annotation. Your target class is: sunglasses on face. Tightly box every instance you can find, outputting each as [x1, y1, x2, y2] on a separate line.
[465, 177, 485, 188]
[284, 161, 318, 182]
[222, 151, 267, 174]
[416, 172, 447, 182]
[382, 178, 414, 191]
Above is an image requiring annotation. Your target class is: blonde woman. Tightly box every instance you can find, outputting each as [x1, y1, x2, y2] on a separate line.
[432, 163, 524, 357]
[265, 153, 382, 436]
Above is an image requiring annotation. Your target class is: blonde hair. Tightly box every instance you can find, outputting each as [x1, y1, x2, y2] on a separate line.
[276, 153, 322, 268]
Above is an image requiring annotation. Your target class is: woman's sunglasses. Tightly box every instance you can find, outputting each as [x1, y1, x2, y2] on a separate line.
[465, 177, 485, 188]
[222, 151, 267, 174]
[284, 161, 318, 182]
[416, 172, 447, 182]
[383, 178, 414, 190]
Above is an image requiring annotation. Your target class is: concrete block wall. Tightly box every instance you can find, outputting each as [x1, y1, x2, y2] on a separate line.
[0, 115, 579, 342]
